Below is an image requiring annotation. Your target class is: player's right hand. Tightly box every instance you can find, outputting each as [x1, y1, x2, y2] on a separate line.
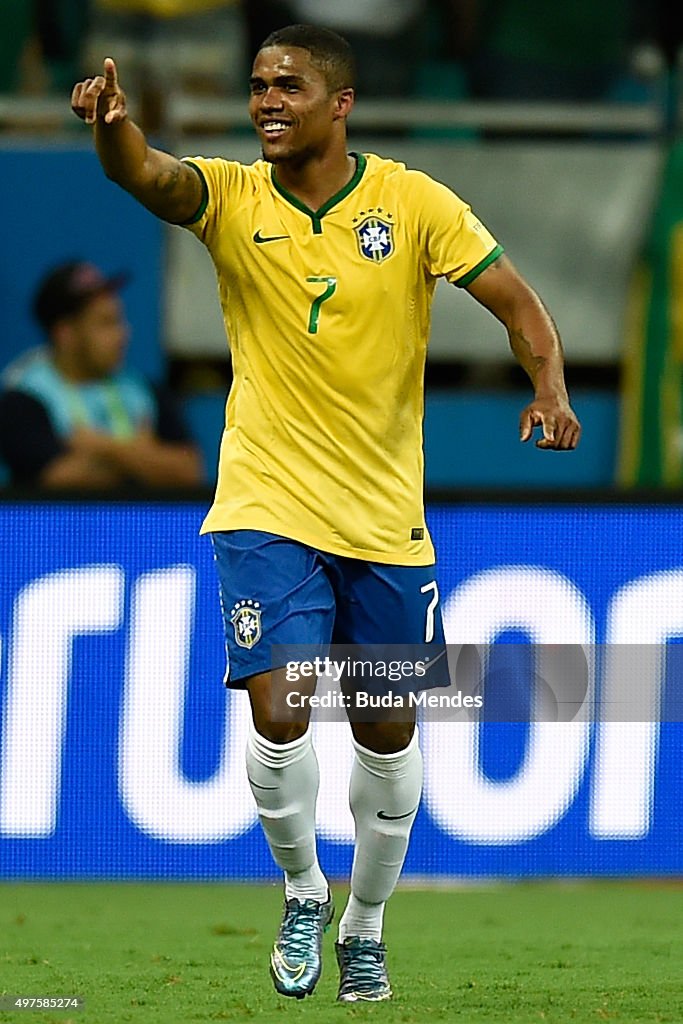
[71, 57, 127, 126]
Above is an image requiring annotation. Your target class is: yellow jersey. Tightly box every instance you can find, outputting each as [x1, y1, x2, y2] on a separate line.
[182, 152, 502, 565]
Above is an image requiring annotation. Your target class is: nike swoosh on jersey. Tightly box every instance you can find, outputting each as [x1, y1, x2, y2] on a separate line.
[377, 808, 418, 821]
[253, 230, 290, 244]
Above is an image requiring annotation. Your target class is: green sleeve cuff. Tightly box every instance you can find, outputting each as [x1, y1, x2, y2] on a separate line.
[456, 244, 504, 288]
[179, 161, 209, 226]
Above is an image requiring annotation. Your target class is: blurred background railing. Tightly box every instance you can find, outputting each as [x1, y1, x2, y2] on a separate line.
[0, 96, 666, 136]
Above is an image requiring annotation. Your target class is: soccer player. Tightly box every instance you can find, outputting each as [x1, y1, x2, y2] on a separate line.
[71, 24, 580, 1003]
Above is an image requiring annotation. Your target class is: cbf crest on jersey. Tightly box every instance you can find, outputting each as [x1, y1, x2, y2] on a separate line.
[230, 599, 262, 649]
[354, 213, 394, 263]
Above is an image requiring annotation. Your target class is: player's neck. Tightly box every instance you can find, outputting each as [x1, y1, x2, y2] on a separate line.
[274, 150, 357, 212]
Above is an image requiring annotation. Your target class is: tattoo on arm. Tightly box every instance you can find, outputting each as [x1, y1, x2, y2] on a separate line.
[509, 328, 547, 385]
[145, 160, 199, 221]
[155, 164, 181, 195]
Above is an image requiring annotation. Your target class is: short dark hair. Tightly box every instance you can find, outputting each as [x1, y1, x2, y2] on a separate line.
[259, 24, 355, 92]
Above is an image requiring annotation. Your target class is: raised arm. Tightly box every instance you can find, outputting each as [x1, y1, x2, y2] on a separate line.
[71, 58, 203, 224]
[465, 254, 581, 450]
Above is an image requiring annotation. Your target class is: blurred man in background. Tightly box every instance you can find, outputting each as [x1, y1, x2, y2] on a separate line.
[0, 260, 204, 489]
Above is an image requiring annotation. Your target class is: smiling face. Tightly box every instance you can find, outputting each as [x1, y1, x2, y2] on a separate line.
[249, 45, 354, 166]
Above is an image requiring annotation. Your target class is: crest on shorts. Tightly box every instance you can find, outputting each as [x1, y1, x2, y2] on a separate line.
[354, 216, 394, 263]
[230, 599, 262, 649]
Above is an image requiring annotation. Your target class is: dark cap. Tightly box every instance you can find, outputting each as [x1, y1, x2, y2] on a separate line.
[33, 261, 129, 332]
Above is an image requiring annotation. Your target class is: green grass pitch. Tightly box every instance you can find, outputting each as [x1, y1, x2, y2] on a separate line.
[1, 881, 682, 1023]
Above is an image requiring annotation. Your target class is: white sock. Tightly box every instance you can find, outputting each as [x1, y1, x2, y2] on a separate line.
[246, 724, 328, 903]
[338, 729, 423, 943]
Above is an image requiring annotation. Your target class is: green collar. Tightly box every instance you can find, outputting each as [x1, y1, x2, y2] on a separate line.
[271, 152, 367, 234]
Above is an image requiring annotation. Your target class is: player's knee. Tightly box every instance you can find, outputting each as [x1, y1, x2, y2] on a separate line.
[353, 719, 415, 754]
[252, 719, 309, 745]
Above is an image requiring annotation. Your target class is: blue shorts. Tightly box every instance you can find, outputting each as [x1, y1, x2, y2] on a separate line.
[211, 530, 448, 689]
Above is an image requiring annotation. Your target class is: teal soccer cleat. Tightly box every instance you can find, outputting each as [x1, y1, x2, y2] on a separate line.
[335, 936, 393, 1002]
[269, 893, 334, 999]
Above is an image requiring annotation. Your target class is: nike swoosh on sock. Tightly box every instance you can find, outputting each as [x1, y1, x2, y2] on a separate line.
[376, 808, 418, 821]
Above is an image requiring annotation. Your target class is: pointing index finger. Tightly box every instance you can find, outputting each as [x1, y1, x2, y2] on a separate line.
[103, 57, 118, 87]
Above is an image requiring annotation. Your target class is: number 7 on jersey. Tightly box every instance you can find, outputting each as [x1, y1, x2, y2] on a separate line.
[420, 580, 439, 642]
[306, 276, 337, 334]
